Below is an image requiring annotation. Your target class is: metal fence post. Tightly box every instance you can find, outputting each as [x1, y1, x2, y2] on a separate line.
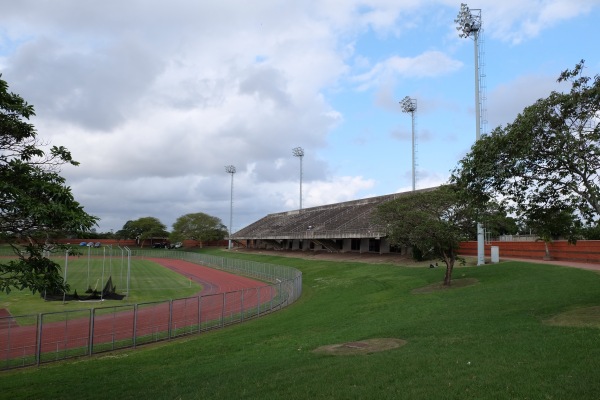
[133, 304, 138, 348]
[36, 313, 42, 366]
[221, 292, 225, 327]
[240, 289, 244, 322]
[197, 295, 202, 334]
[257, 286, 261, 317]
[168, 300, 173, 339]
[279, 282, 283, 309]
[89, 309, 95, 356]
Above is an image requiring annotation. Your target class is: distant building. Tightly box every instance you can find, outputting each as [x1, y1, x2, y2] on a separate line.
[230, 188, 435, 254]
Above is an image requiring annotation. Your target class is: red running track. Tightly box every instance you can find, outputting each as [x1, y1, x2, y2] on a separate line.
[0, 258, 278, 364]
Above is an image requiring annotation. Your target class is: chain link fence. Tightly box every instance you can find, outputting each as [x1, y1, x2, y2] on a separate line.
[0, 251, 302, 370]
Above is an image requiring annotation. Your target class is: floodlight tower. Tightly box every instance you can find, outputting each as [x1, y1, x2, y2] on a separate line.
[455, 3, 485, 266]
[292, 147, 304, 210]
[455, 3, 483, 140]
[225, 165, 236, 250]
[400, 96, 418, 191]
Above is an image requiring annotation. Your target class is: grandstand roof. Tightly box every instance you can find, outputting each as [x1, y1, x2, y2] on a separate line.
[231, 187, 436, 240]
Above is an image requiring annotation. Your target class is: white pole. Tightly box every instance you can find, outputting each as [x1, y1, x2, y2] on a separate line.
[86, 245, 91, 288]
[411, 110, 416, 191]
[229, 172, 234, 249]
[457, 4, 486, 266]
[225, 165, 236, 250]
[299, 155, 303, 210]
[125, 246, 131, 300]
[474, 31, 481, 141]
[63, 249, 69, 304]
[400, 97, 417, 191]
[292, 147, 305, 209]
[118, 245, 124, 289]
[109, 244, 112, 277]
[101, 247, 106, 300]
[64, 250, 68, 282]
[474, 26, 485, 266]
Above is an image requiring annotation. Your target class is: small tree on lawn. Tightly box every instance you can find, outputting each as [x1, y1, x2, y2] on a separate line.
[375, 186, 474, 286]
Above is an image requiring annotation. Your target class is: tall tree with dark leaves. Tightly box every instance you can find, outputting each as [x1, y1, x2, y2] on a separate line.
[452, 61, 600, 225]
[0, 75, 98, 295]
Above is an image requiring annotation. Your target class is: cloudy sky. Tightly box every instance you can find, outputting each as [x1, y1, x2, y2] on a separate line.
[1, 1, 599, 234]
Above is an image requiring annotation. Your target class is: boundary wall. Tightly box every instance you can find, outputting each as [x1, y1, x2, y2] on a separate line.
[0, 250, 302, 370]
[459, 240, 600, 263]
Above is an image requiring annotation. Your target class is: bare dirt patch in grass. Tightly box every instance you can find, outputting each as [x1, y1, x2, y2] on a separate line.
[544, 306, 600, 329]
[312, 338, 407, 356]
[411, 278, 479, 294]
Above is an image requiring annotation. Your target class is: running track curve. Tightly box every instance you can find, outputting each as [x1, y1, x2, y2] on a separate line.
[1, 258, 276, 361]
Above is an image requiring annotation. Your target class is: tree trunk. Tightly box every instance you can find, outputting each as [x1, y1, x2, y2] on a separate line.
[442, 251, 455, 286]
[543, 240, 552, 260]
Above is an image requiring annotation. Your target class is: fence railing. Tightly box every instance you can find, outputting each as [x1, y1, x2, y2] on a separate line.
[0, 251, 302, 370]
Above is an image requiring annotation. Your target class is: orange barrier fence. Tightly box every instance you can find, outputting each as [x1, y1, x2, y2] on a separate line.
[459, 240, 600, 263]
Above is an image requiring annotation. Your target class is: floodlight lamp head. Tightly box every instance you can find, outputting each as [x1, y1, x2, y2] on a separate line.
[292, 146, 304, 157]
[400, 96, 417, 113]
[225, 165, 236, 174]
[455, 3, 481, 39]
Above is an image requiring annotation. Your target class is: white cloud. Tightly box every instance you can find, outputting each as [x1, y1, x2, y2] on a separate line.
[1, 0, 598, 233]
[304, 176, 377, 208]
[352, 51, 463, 91]
[487, 73, 568, 128]
[480, 0, 600, 44]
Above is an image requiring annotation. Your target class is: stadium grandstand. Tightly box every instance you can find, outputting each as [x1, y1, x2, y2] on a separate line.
[230, 187, 435, 254]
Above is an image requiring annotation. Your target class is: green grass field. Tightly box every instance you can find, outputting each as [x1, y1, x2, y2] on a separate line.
[0, 255, 202, 317]
[1, 249, 600, 399]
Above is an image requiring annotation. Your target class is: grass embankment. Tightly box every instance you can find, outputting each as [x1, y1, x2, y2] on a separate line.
[1, 250, 600, 399]
[0, 257, 202, 316]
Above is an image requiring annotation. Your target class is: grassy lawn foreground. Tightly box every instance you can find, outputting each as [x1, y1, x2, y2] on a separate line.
[1, 250, 599, 399]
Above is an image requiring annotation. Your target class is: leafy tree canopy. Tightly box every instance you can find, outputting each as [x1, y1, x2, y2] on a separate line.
[375, 186, 475, 286]
[523, 205, 581, 243]
[117, 217, 168, 245]
[479, 202, 520, 238]
[170, 212, 228, 244]
[521, 205, 582, 259]
[0, 75, 98, 295]
[452, 61, 600, 225]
